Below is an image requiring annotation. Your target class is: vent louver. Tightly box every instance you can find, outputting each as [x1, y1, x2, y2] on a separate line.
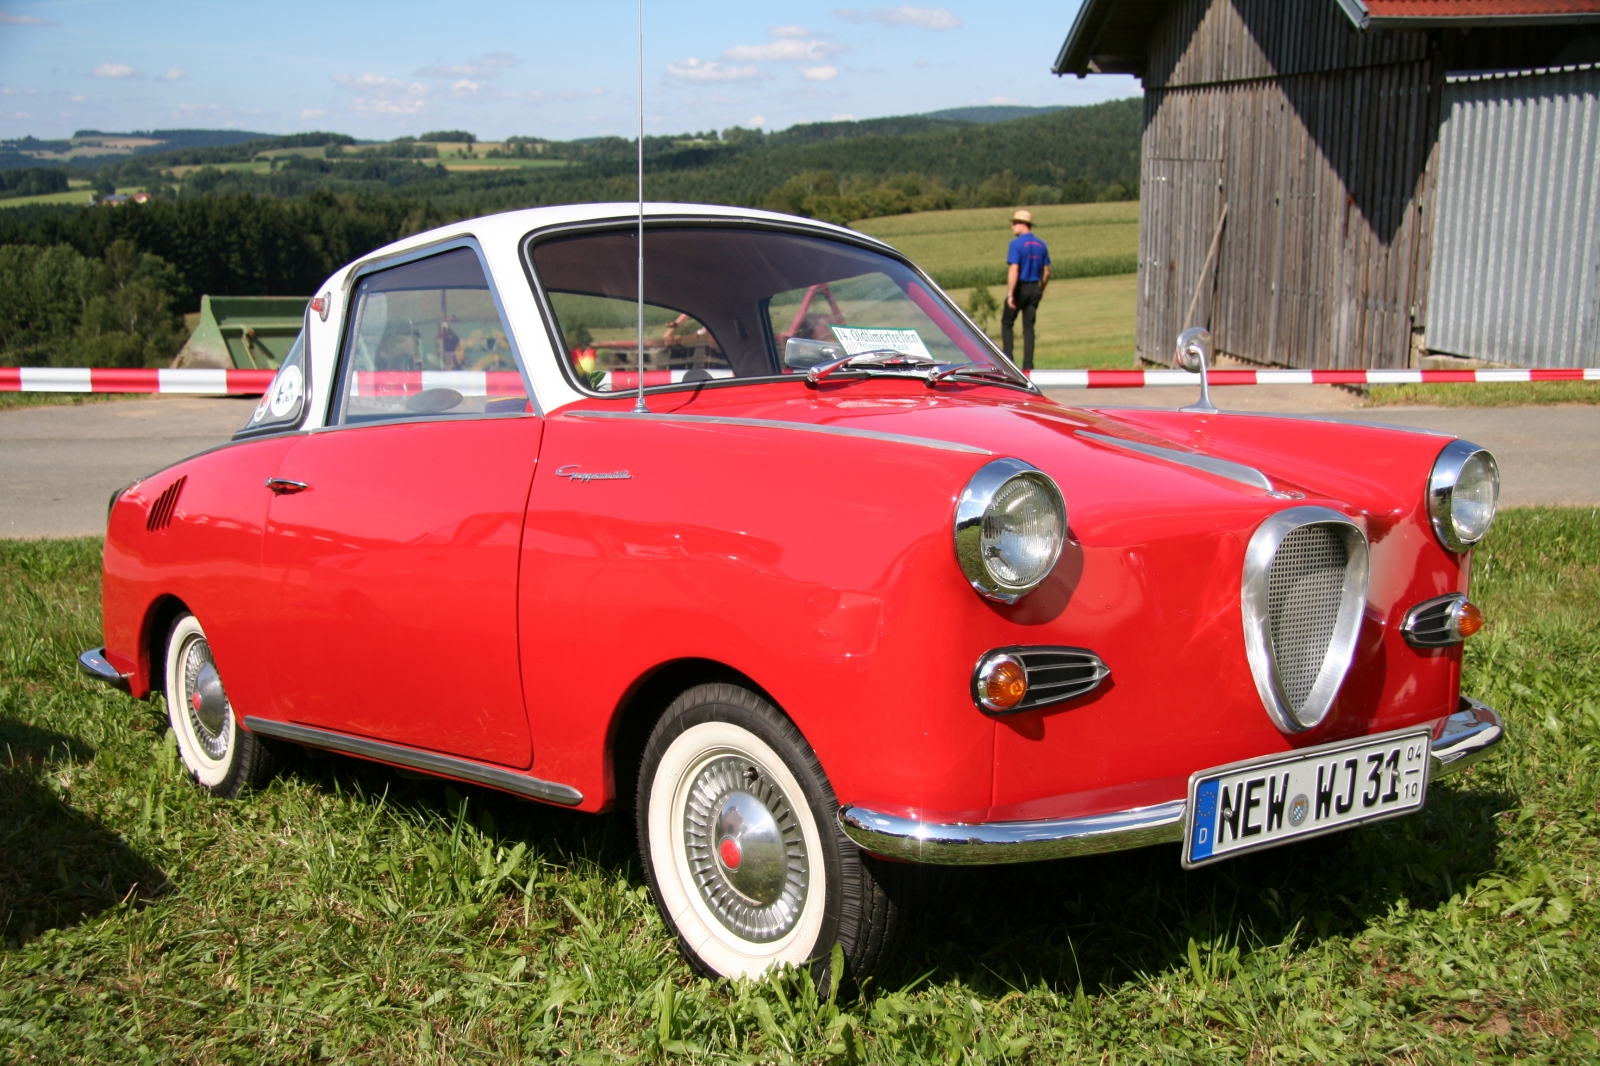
[146, 476, 186, 532]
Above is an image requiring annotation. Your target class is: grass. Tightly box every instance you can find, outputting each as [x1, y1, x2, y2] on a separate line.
[947, 275, 1138, 369]
[0, 392, 132, 411]
[1366, 381, 1600, 407]
[2, 506, 1597, 1061]
[0, 189, 97, 209]
[854, 202, 1139, 289]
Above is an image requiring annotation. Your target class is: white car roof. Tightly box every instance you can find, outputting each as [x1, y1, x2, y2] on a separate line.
[300, 203, 901, 425]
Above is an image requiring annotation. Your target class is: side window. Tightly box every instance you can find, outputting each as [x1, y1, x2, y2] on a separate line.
[236, 326, 308, 438]
[337, 246, 530, 425]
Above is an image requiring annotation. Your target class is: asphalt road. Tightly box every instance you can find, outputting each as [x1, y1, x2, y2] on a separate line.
[1, 391, 1594, 538]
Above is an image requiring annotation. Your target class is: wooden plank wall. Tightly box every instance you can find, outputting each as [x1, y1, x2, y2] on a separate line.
[1135, 0, 1438, 368]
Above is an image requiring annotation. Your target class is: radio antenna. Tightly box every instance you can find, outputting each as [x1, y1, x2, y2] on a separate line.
[632, 0, 648, 413]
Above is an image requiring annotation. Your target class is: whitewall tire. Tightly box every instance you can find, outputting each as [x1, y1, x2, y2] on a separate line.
[637, 683, 903, 984]
[164, 613, 275, 797]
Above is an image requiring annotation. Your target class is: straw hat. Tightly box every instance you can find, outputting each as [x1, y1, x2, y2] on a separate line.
[1011, 209, 1034, 225]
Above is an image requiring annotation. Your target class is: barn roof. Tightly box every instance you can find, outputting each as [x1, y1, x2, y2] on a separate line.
[1053, 0, 1600, 76]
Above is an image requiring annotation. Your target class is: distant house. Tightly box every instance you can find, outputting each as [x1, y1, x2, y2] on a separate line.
[1055, 1, 1600, 369]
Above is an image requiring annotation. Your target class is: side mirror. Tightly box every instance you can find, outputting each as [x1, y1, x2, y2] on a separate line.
[1175, 327, 1218, 414]
[784, 336, 845, 369]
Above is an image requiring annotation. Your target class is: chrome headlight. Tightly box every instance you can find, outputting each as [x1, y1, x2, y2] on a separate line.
[1428, 440, 1499, 552]
[954, 458, 1066, 603]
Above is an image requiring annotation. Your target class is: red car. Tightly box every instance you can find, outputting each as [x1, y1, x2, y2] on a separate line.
[80, 204, 1505, 981]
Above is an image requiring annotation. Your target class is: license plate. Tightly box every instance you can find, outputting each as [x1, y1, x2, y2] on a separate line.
[1182, 727, 1431, 869]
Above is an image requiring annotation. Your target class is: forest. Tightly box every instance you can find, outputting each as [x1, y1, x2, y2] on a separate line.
[0, 98, 1142, 369]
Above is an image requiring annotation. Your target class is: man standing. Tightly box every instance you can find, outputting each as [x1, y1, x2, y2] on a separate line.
[1002, 209, 1050, 371]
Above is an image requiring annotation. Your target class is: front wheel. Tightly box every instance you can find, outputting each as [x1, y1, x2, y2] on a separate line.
[164, 612, 275, 798]
[637, 683, 902, 982]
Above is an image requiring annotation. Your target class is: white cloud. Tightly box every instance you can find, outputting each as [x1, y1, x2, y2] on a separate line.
[300, 108, 325, 119]
[415, 53, 518, 79]
[723, 38, 844, 63]
[914, 57, 929, 68]
[800, 66, 839, 82]
[559, 87, 606, 100]
[68, 94, 86, 103]
[160, 68, 186, 81]
[450, 79, 482, 96]
[769, 24, 810, 38]
[832, 112, 856, 121]
[11, 110, 32, 119]
[334, 72, 431, 116]
[0, 10, 59, 25]
[835, 6, 961, 29]
[666, 58, 759, 83]
[93, 63, 139, 79]
[747, 115, 766, 127]
[1, 87, 41, 95]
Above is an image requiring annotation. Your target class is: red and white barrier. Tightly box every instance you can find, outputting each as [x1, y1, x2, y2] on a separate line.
[0, 367, 277, 394]
[1029, 367, 1600, 388]
[2, 365, 1595, 395]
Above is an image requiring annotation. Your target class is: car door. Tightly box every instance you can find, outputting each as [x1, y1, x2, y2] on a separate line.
[260, 242, 542, 768]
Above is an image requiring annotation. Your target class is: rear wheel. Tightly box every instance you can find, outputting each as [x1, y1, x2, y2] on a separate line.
[164, 613, 275, 798]
[637, 683, 902, 983]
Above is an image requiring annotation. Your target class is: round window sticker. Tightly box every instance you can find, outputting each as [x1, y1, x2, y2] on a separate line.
[268, 364, 304, 419]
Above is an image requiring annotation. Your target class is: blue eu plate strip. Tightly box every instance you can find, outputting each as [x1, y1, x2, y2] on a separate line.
[1190, 779, 1219, 861]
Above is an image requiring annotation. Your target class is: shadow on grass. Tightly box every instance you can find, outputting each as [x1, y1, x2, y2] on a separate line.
[1, 717, 169, 948]
[879, 780, 1514, 996]
[272, 742, 1512, 995]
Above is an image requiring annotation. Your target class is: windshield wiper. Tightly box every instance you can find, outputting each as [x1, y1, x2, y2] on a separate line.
[805, 349, 941, 384]
[924, 362, 1030, 389]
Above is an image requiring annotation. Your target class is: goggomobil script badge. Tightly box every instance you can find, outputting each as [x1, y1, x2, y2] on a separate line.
[829, 326, 933, 361]
[555, 465, 632, 483]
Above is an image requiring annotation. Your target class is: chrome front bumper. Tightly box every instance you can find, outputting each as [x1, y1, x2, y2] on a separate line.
[77, 647, 131, 693]
[838, 697, 1506, 865]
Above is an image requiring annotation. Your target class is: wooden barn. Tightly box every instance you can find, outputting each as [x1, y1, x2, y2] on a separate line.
[1055, 1, 1600, 370]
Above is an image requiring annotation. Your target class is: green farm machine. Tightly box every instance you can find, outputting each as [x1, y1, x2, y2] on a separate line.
[172, 295, 308, 370]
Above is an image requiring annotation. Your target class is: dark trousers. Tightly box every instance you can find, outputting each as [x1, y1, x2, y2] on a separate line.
[1002, 282, 1042, 370]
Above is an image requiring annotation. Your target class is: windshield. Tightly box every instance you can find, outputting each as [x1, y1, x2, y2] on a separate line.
[528, 225, 1014, 392]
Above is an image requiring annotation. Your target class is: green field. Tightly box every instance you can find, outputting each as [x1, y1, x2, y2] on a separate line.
[0, 188, 97, 209]
[2, 508, 1597, 1061]
[947, 276, 1139, 369]
[855, 201, 1140, 287]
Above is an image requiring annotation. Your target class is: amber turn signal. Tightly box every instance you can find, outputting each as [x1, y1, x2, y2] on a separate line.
[1456, 600, 1484, 638]
[974, 652, 1029, 713]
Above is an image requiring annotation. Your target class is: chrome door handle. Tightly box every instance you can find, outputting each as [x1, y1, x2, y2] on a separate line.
[265, 478, 310, 495]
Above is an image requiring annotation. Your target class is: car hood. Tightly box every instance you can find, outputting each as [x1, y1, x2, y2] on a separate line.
[626, 380, 1453, 531]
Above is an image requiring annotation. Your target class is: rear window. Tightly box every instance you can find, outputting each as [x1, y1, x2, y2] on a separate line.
[528, 226, 1005, 393]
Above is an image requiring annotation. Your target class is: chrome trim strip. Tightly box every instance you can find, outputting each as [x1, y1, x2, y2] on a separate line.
[1431, 697, 1505, 775]
[1241, 506, 1370, 733]
[566, 410, 992, 454]
[242, 717, 583, 806]
[77, 647, 130, 693]
[1079, 431, 1273, 491]
[837, 800, 1187, 865]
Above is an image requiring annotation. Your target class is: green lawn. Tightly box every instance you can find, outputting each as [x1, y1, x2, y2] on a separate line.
[855, 201, 1139, 287]
[2, 507, 1597, 1061]
[0, 188, 97, 209]
[1367, 381, 1600, 406]
[946, 276, 1139, 370]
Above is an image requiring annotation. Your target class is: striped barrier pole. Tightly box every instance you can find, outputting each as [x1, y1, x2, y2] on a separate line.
[0, 368, 278, 394]
[1028, 367, 1600, 388]
[1, 366, 1596, 394]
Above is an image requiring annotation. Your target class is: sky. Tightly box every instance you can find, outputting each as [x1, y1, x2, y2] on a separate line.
[0, 1, 1140, 142]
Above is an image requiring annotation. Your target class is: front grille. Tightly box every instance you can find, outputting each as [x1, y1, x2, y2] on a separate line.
[146, 475, 186, 532]
[1014, 647, 1110, 711]
[1266, 524, 1349, 716]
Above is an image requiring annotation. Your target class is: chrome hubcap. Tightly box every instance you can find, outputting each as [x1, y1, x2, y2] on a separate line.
[682, 754, 808, 943]
[181, 637, 229, 759]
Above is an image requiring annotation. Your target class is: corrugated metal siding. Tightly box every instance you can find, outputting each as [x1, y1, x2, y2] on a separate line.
[1426, 64, 1600, 366]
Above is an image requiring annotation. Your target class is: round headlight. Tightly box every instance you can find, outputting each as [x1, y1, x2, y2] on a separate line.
[954, 458, 1066, 602]
[1427, 440, 1499, 552]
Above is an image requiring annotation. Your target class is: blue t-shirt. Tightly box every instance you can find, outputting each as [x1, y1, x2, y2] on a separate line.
[1007, 232, 1051, 283]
